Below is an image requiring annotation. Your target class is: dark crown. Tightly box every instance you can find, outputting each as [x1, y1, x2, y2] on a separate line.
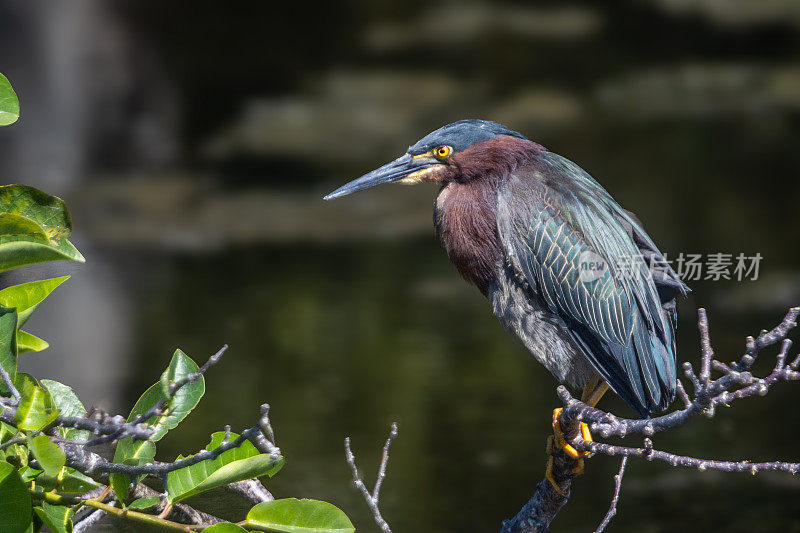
[408, 120, 528, 155]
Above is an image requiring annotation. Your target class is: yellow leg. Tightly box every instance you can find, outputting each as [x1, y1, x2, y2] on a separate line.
[581, 378, 610, 408]
[545, 380, 608, 494]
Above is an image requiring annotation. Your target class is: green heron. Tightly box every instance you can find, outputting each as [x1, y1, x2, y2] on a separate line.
[325, 120, 688, 487]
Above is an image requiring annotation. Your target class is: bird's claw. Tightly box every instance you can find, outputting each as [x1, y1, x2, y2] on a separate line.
[544, 408, 592, 494]
[545, 436, 568, 495]
[551, 407, 592, 460]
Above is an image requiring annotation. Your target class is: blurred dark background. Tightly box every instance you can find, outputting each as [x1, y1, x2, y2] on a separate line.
[2, 1, 800, 531]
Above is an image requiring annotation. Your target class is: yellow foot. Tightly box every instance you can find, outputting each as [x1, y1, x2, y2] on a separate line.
[544, 408, 593, 494]
[545, 436, 568, 495]
[551, 407, 592, 459]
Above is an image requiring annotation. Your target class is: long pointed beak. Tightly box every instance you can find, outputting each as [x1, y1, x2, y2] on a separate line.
[324, 154, 438, 200]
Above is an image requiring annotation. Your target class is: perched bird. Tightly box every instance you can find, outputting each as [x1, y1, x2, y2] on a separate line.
[325, 120, 688, 482]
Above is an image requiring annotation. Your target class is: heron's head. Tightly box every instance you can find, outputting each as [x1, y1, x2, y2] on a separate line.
[324, 119, 533, 200]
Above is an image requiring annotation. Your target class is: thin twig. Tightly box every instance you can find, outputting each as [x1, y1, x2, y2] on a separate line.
[0, 434, 29, 451]
[578, 439, 799, 474]
[0, 361, 20, 402]
[675, 379, 691, 408]
[698, 309, 713, 387]
[259, 404, 276, 444]
[73, 505, 110, 533]
[372, 422, 398, 501]
[345, 424, 398, 533]
[168, 345, 228, 396]
[594, 457, 628, 533]
[65, 417, 280, 477]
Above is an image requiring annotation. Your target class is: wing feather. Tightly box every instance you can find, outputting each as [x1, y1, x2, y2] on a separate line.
[497, 153, 685, 416]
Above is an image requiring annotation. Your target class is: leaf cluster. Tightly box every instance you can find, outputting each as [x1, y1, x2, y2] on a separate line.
[0, 74, 353, 533]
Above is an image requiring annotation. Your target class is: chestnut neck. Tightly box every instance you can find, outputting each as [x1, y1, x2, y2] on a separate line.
[434, 136, 546, 295]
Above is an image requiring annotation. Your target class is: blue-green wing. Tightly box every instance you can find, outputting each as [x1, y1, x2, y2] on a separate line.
[497, 153, 687, 416]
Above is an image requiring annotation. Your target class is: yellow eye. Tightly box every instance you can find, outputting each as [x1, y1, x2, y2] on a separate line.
[435, 145, 452, 159]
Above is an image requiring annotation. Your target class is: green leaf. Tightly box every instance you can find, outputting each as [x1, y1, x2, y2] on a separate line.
[3, 443, 29, 468]
[160, 348, 195, 398]
[0, 185, 84, 273]
[0, 213, 47, 241]
[0, 421, 16, 442]
[202, 524, 248, 533]
[17, 466, 41, 483]
[111, 349, 205, 502]
[128, 496, 160, 510]
[40, 380, 88, 440]
[36, 472, 59, 492]
[57, 468, 102, 494]
[0, 73, 20, 126]
[130, 349, 206, 442]
[1, 419, 27, 467]
[0, 186, 73, 242]
[167, 431, 283, 504]
[0, 461, 32, 533]
[33, 502, 73, 533]
[109, 441, 154, 504]
[17, 331, 48, 354]
[15, 376, 59, 431]
[0, 276, 69, 328]
[28, 436, 65, 477]
[0, 276, 69, 318]
[245, 499, 354, 533]
[0, 240, 84, 274]
[0, 305, 18, 394]
[108, 473, 129, 504]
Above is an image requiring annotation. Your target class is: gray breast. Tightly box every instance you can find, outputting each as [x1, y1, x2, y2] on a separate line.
[488, 262, 599, 390]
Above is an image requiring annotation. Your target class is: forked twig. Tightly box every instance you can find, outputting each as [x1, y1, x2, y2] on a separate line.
[345, 423, 398, 533]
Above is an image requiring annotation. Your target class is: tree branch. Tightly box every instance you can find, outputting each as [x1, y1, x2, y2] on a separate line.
[225, 479, 274, 505]
[501, 306, 800, 532]
[33, 491, 198, 533]
[499, 448, 577, 533]
[55, 404, 281, 485]
[1, 346, 231, 449]
[0, 345, 286, 531]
